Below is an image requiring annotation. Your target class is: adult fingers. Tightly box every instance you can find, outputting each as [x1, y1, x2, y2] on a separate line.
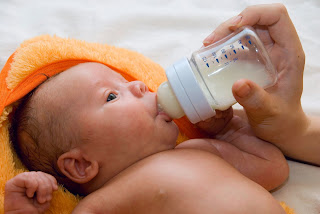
[203, 16, 237, 46]
[232, 79, 277, 123]
[203, 4, 300, 51]
[235, 4, 301, 51]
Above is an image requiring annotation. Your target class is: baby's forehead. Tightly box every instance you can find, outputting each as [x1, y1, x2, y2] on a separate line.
[34, 62, 127, 103]
[65, 62, 126, 82]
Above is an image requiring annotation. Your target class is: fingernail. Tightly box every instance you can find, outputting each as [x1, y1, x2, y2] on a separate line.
[231, 15, 242, 26]
[203, 32, 215, 45]
[234, 81, 251, 98]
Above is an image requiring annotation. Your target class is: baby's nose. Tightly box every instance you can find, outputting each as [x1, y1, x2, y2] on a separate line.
[128, 81, 149, 97]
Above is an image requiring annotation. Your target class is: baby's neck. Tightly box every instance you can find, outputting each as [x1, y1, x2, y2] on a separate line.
[80, 162, 128, 195]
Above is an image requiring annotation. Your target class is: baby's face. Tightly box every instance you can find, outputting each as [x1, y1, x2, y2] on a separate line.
[51, 62, 179, 174]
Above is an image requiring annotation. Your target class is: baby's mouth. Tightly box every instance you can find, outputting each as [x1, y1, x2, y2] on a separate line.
[157, 103, 173, 122]
[158, 111, 173, 122]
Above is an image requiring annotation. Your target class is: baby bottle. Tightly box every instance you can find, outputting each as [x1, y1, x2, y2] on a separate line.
[157, 26, 277, 124]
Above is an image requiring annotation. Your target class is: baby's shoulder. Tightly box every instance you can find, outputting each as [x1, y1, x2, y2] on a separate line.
[74, 149, 237, 214]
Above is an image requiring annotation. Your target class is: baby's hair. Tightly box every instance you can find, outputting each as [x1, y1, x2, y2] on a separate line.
[9, 75, 82, 195]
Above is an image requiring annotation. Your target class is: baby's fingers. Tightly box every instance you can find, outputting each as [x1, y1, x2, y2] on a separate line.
[35, 172, 57, 204]
[24, 172, 40, 198]
[44, 173, 58, 191]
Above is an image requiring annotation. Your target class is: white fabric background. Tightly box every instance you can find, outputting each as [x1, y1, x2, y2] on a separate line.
[0, 0, 319, 213]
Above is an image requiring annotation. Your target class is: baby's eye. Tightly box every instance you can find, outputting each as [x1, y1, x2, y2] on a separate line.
[107, 93, 117, 102]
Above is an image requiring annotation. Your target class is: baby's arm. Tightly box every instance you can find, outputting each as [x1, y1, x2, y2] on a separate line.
[4, 171, 58, 214]
[177, 115, 289, 191]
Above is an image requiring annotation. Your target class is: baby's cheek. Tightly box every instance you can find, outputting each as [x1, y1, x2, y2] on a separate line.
[124, 114, 153, 136]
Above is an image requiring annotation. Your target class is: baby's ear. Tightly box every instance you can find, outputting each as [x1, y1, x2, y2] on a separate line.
[57, 148, 99, 184]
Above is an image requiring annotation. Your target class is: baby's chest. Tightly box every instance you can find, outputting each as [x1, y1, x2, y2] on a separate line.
[83, 150, 240, 213]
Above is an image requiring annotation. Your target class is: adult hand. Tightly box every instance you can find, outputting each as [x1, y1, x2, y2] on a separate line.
[202, 4, 308, 152]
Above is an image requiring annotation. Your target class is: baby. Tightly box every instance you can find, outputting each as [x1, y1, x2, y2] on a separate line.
[4, 62, 288, 214]
[5, 2, 308, 213]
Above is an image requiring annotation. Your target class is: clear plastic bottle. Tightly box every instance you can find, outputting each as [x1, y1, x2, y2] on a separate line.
[157, 26, 277, 124]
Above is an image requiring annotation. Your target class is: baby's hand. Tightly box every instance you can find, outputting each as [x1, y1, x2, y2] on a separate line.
[196, 107, 233, 136]
[4, 171, 58, 214]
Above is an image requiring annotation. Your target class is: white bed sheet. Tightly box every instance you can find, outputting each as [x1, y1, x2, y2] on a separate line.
[0, 0, 319, 213]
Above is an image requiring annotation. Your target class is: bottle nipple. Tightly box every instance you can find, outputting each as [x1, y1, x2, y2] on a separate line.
[157, 81, 185, 119]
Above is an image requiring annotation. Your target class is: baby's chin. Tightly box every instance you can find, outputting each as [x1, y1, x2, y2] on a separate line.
[171, 122, 180, 141]
[162, 122, 180, 149]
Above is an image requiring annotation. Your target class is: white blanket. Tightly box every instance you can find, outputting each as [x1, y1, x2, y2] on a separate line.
[0, 0, 319, 213]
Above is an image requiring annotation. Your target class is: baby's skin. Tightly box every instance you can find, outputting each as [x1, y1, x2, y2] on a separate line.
[5, 63, 287, 214]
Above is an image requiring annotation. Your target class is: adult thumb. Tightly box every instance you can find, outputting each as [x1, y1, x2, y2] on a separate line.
[232, 79, 274, 117]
